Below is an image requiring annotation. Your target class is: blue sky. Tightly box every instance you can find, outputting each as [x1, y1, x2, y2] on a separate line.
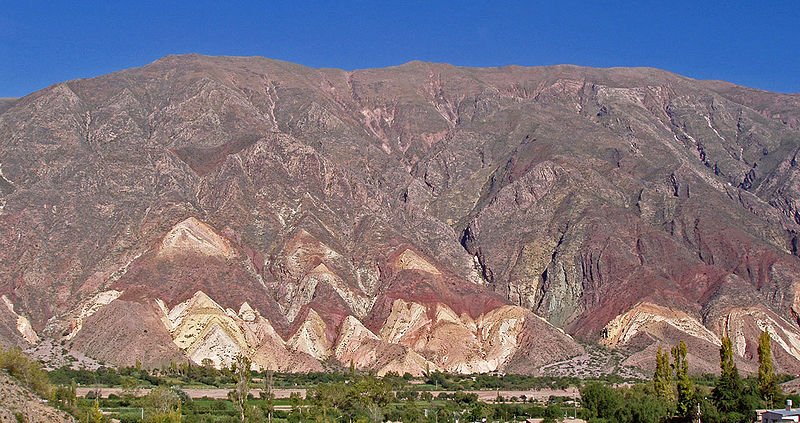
[1, 1, 799, 97]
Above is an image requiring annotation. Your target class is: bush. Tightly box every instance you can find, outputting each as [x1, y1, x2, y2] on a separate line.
[0, 346, 52, 398]
[118, 412, 143, 423]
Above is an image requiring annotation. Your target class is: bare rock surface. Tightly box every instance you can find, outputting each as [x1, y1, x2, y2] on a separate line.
[2, 55, 800, 374]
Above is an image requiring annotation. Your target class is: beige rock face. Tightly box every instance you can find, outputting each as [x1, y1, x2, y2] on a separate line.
[277, 230, 373, 323]
[602, 302, 721, 348]
[247, 316, 299, 372]
[717, 306, 800, 372]
[375, 349, 437, 377]
[56, 290, 123, 341]
[333, 315, 443, 377]
[286, 264, 373, 323]
[478, 306, 528, 370]
[380, 299, 431, 345]
[378, 299, 532, 373]
[1, 295, 39, 344]
[159, 291, 249, 367]
[604, 302, 800, 374]
[603, 302, 725, 373]
[159, 217, 235, 259]
[156, 291, 316, 371]
[334, 315, 381, 368]
[140, 288, 572, 375]
[146, 218, 555, 374]
[287, 309, 331, 361]
[335, 315, 380, 358]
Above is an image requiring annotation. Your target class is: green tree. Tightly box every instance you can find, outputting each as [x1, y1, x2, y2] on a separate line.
[53, 381, 77, 409]
[83, 398, 107, 423]
[230, 354, 251, 423]
[581, 382, 623, 420]
[624, 387, 670, 423]
[713, 336, 742, 414]
[672, 340, 694, 418]
[653, 346, 674, 402]
[288, 391, 303, 423]
[260, 368, 275, 422]
[120, 376, 141, 399]
[758, 330, 778, 403]
[142, 386, 182, 423]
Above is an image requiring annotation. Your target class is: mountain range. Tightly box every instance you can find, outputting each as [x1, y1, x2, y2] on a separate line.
[2, 55, 800, 376]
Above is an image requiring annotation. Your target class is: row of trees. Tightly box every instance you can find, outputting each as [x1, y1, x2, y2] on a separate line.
[648, 331, 783, 422]
[579, 331, 784, 423]
[128, 333, 788, 423]
[4, 331, 792, 423]
[652, 340, 695, 418]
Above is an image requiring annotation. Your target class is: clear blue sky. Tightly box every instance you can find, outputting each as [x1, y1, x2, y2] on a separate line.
[1, 1, 799, 97]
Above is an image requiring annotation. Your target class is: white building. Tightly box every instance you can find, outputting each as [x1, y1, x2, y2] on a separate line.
[761, 400, 800, 423]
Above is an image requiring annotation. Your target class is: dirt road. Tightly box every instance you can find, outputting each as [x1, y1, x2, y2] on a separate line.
[77, 386, 579, 402]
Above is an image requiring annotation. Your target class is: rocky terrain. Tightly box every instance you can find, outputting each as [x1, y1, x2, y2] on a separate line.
[0, 99, 16, 116]
[1, 55, 800, 375]
[0, 372, 71, 423]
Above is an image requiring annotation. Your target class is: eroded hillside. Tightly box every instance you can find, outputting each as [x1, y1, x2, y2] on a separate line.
[1, 55, 800, 374]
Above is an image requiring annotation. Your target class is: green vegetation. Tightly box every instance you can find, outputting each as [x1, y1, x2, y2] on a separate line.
[0, 346, 52, 398]
[672, 340, 694, 419]
[1, 346, 102, 421]
[581, 382, 670, 423]
[3, 334, 800, 423]
[48, 363, 632, 392]
[420, 370, 631, 391]
[759, 330, 779, 402]
[652, 346, 673, 402]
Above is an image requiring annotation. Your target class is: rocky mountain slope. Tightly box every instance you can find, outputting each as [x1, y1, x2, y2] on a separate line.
[1, 55, 800, 375]
[0, 99, 16, 116]
[0, 372, 72, 423]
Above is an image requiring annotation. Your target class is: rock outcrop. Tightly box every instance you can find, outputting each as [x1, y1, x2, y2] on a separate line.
[2, 55, 800, 374]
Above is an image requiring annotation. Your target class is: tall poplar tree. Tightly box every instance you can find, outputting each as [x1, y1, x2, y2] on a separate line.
[232, 354, 252, 423]
[758, 330, 777, 403]
[713, 336, 741, 413]
[672, 340, 694, 418]
[654, 346, 674, 402]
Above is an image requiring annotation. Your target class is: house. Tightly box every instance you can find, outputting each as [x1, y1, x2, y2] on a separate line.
[761, 400, 800, 423]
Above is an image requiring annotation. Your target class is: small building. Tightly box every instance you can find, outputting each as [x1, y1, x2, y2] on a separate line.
[761, 400, 800, 423]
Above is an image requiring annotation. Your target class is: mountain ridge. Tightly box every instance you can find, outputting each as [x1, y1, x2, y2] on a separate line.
[2, 54, 800, 375]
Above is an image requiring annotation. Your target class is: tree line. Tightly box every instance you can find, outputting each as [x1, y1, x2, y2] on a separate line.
[581, 331, 786, 423]
[2, 331, 796, 423]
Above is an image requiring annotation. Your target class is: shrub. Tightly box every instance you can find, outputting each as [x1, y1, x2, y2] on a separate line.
[0, 346, 52, 398]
